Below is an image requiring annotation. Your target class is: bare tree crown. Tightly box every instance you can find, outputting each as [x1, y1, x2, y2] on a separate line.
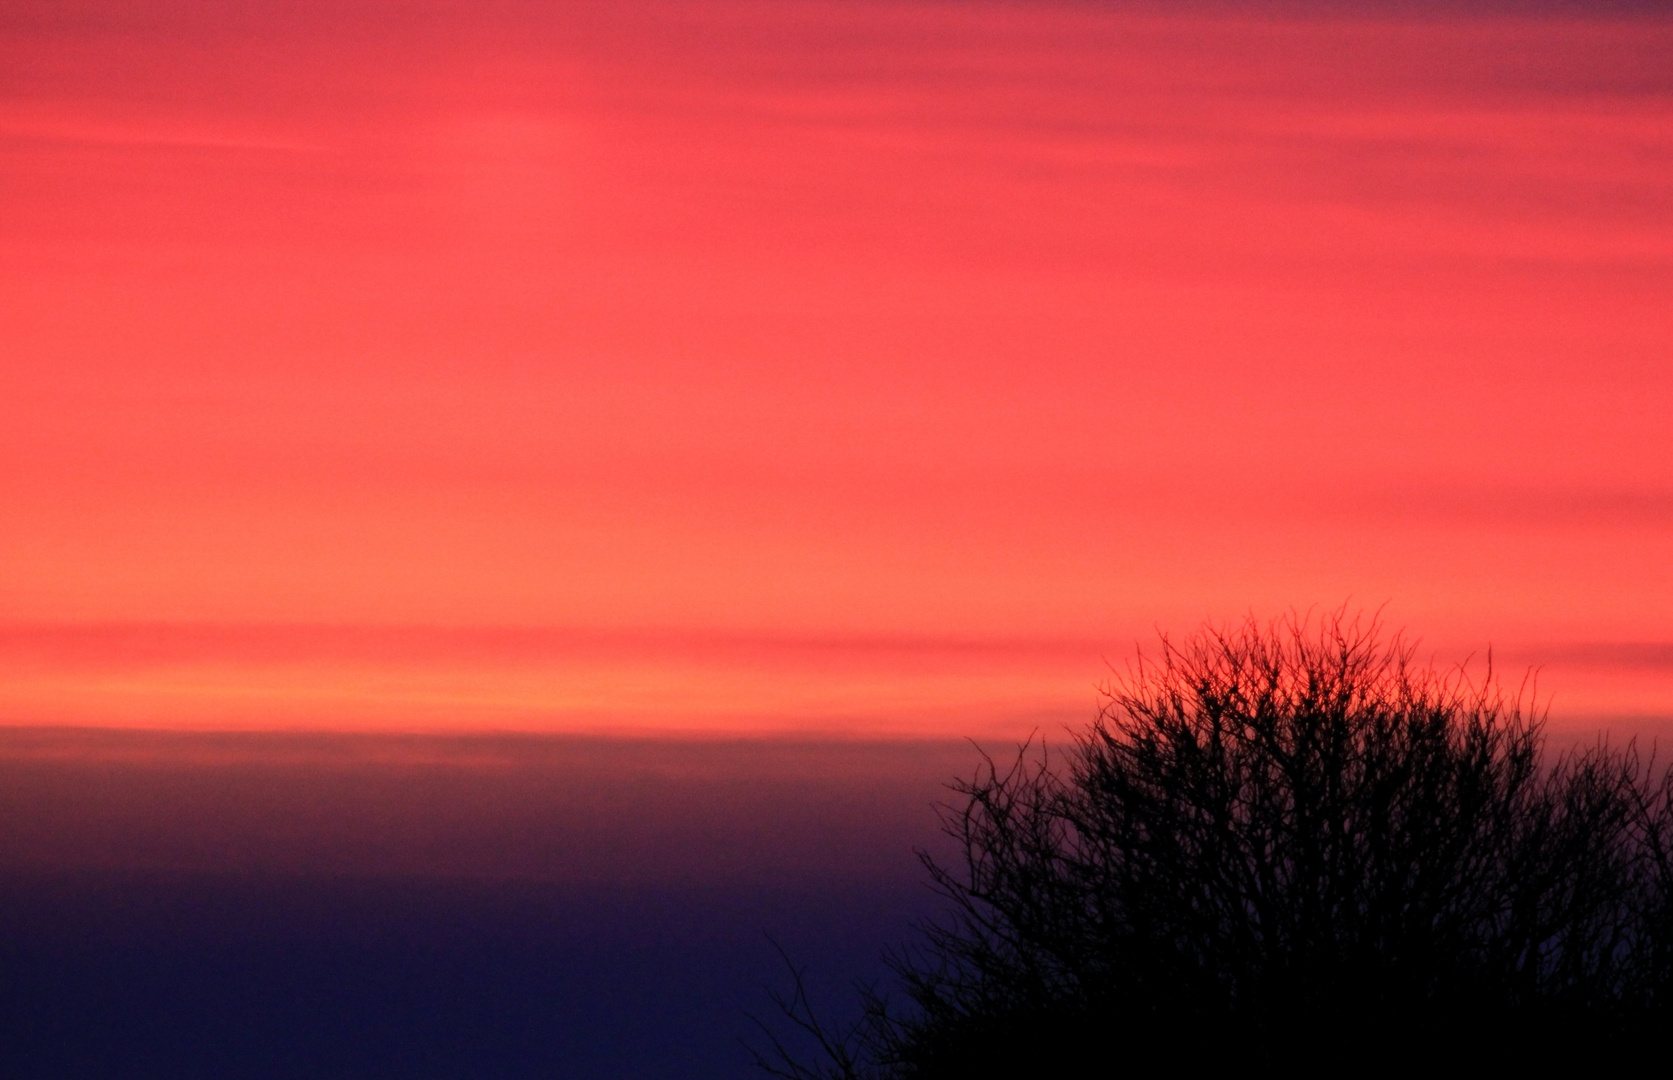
[755, 614, 1673, 1077]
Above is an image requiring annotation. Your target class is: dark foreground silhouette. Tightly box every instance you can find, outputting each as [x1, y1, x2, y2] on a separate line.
[755, 615, 1673, 1076]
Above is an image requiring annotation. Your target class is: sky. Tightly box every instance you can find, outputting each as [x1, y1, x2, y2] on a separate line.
[2, 0, 1671, 737]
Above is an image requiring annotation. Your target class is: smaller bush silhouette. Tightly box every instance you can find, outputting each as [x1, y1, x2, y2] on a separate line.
[753, 614, 1673, 1077]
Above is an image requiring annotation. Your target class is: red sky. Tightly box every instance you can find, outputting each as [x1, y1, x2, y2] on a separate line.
[2, 0, 1670, 736]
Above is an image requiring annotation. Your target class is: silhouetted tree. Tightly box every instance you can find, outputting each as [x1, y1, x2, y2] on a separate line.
[752, 613, 1673, 1076]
